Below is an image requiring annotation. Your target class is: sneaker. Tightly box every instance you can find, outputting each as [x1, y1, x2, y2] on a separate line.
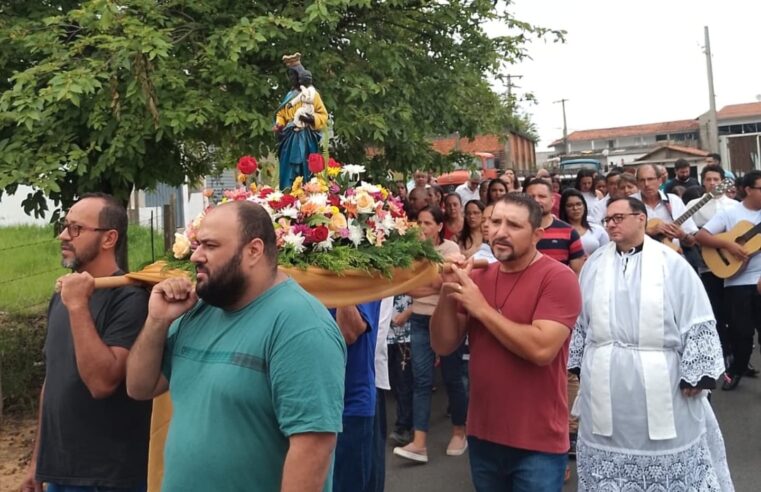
[568, 432, 577, 459]
[745, 363, 759, 378]
[446, 435, 468, 456]
[721, 373, 741, 391]
[393, 444, 428, 463]
[389, 429, 412, 446]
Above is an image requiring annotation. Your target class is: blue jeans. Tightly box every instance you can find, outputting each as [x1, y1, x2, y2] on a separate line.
[468, 436, 567, 492]
[333, 415, 375, 492]
[47, 485, 146, 492]
[410, 313, 468, 432]
[367, 389, 386, 492]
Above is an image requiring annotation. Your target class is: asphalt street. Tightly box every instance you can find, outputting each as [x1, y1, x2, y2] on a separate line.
[383, 352, 761, 492]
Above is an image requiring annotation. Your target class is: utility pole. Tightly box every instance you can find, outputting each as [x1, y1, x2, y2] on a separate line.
[704, 26, 719, 154]
[505, 74, 523, 105]
[554, 99, 569, 156]
[503, 75, 522, 171]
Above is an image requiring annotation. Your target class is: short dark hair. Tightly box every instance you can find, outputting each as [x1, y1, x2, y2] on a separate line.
[445, 192, 462, 204]
[701, 164, 725, 181]
[525, 178, 552, 194]
[606, 169, 622, 181]
[681, 185, 705, 204]
[233, 201, 278, 272]
[607, 196, 648, 219]
[574, 169, 596, 190]
[741, 170, 761, 189]
[674, 159, 690, 170]
[79, 192, 128, 256]
[707, 153, 721, 163]
[497, 193, 542, 230]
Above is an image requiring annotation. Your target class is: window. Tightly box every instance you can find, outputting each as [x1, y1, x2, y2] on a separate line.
[608, 139, 615, 149]
[655, 134, 667, 141]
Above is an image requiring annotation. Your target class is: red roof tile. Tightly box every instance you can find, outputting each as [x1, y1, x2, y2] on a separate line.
[635, 144, 709, 161]
[717, 102, 761, 120]
[550, 119, 699, 146]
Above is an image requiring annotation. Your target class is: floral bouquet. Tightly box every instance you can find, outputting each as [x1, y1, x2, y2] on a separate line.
[171, 154, 440, 279]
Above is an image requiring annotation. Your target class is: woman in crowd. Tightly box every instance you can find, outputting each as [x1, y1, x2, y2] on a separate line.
[574, 169, 602, 207]
[559, 188, 609, 255]
[486, 179, 507, 205]
[442, 193, 464, 240]
[428, 184, 445, 211]
[618, 173, 639, 196]
[393, 206, 468, 463]
[456, 199, 485, 258]
[471, 203, 497, 264]
[593, 175, 607, 197]
[478, 179, 490, 204]
[500, 168, 521, 192]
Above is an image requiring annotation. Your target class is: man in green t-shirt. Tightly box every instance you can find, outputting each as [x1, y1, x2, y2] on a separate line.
[126, 201, 346, 492]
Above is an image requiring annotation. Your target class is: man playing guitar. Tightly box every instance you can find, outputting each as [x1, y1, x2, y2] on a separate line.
[633, 164, 697, 249]
[696, 170, 761, 391]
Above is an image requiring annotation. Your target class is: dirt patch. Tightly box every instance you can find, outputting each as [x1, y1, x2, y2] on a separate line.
[0, 416, 36, 491]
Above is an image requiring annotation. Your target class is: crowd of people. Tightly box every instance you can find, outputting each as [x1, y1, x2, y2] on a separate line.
[20, 152, 761, 491]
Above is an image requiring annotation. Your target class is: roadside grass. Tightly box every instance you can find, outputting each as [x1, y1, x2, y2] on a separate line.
[0, 225, 163, 315]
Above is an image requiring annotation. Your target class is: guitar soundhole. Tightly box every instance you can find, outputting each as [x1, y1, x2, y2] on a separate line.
[717, 249, 731, 266]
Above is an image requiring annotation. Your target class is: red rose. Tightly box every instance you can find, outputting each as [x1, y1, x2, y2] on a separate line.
[237, 155, 258, 175]
[309, 225, 329, 243]
[328, 158, 341, 168]
[308, 153, 325, 174]
[269, 194, 297, 210]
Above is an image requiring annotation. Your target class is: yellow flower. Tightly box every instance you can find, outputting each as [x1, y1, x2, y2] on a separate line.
[379, 187, 389, 199]
[355, 191, 376, 214]
[249, 182, 258, 193]
[237, 173, 247, 184]
[329, 212, 348, 231]
[327, 166, 341, 178]
[291, 176, 304, 198]
[172, 233, 191, 259]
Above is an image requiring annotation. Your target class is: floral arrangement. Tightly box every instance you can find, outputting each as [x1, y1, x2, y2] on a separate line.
[170, 154, 440, 276]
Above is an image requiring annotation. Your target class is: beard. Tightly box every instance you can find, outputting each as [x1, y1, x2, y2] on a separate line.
[60, 241, 99, 271]
[195, 251, 247, 309]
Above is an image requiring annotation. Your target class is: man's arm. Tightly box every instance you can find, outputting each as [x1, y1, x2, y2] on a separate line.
[126, 278, 197, 400]
[443, 266, 572, 366]
[695, 229, 748, 261]
[58, 273, 131, 399]
[430, 281, 468, 356]
[335, 306, 369, 345]
[281, 432, 336, 492]
[568, 257, 585, 275]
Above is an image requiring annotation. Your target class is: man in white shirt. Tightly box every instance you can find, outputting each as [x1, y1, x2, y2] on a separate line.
[632, 164, 697, 250]
[456, 171, 482, 206]
[696, 170, 761, 390]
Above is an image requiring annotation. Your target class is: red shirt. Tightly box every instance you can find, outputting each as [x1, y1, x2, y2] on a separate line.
[464, 256, 581, 453]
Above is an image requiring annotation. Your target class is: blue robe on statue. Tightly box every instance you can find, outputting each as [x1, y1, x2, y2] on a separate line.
[276, 90, 322, 190]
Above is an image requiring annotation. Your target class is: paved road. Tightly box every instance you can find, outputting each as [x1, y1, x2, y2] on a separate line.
[384, 352, 760, 491]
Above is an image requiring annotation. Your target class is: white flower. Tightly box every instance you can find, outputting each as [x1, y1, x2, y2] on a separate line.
[172, 233, 192, 259]
[279, 205, 299, 220]
[283, 231, 306, 253]
[356, 181, 380, 194]
[267, 191, 284, 202]
[191, 212, 205, 230]
[381, 213, 396, 233]
[355, 191, 376, 214]
[341, 164, 366, 180]
[348, 222, 364, 247]
[306, 193, 328, 208]
[314, 235, 334, 251]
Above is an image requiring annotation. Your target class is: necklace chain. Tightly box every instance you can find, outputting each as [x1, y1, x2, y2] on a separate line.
[493, 251, 539, 315]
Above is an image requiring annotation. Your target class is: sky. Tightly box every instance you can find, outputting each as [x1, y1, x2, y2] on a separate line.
[488, 0, 761, 149]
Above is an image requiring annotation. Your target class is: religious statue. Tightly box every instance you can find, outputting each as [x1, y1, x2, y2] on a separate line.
[273, 53, 329, 189]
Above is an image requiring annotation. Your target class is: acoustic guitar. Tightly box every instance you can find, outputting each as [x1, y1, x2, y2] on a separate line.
[702, 220, 761, 278]
[646, 179, 735, 251]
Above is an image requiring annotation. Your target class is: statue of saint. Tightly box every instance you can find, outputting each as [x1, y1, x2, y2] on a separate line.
[273, 53, 328, 189]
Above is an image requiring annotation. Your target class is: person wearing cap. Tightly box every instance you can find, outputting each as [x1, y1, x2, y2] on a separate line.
[456, 171, 481, 206]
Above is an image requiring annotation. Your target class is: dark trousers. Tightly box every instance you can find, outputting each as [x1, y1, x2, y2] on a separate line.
[333, 415, 375, 492]
[702, 271, 731, 357]
[368, 388, 387, 492]
[47, 485, 146, 492]
[468, 436, 567, 492]
[725, 285, 761, 377]
[387, 342, 413, 431]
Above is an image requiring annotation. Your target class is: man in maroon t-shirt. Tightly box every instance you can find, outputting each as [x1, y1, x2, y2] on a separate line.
[431, 193, 581, 491]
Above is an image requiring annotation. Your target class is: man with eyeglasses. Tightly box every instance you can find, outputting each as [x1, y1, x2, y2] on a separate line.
[633, 164, 697, 250]
[570, 196, 732, 491]
[21, 193, 151, 492]
[696, 170, 761, 391]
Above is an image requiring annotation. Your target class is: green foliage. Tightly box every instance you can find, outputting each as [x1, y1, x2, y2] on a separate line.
[278, 229, 442, 276]
[0, 0, 562, 222]
[0, 313, 46, 414]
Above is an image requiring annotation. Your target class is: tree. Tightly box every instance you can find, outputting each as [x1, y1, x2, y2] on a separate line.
[0, 0, 562, 220]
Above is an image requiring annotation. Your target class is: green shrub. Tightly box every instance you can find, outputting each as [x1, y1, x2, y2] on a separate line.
[0, 313, 46, 415]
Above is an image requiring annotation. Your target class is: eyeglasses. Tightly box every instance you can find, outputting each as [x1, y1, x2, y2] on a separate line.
[57, 222, 112, 238]
[602, 213, 641, 226]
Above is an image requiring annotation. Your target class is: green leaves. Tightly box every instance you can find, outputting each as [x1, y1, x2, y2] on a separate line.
[0, 0, 557, 221]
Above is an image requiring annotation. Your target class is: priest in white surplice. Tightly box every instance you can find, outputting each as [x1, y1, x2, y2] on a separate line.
[569, 196, 734, 491]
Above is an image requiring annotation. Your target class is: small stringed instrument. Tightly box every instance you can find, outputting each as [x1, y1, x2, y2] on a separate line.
[646, 179, 735, 251]
[702, 220, 761, 278]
